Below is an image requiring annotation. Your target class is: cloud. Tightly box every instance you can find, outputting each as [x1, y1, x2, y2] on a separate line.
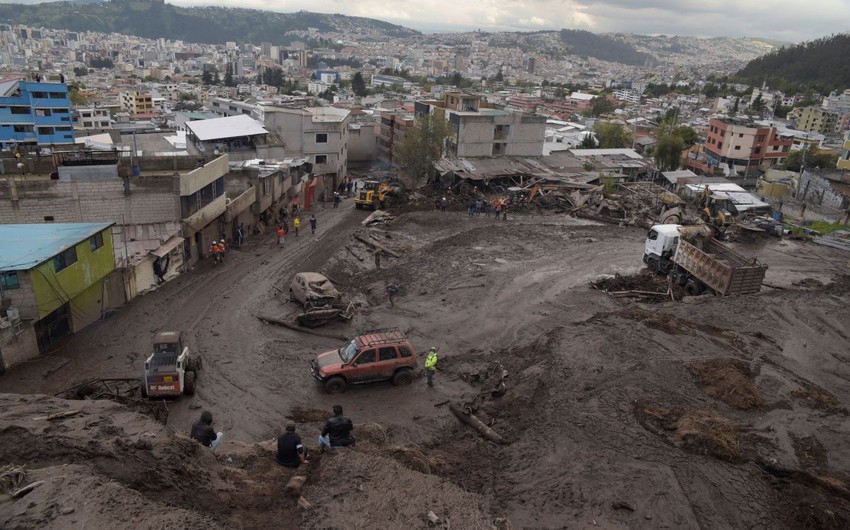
[168, 0, 849, 42]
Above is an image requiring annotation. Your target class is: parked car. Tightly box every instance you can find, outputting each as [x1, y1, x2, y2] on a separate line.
[289, 272, 340, 309]
[310, 327, 417, 393]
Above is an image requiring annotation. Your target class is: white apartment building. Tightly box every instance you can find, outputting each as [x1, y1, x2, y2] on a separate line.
[73, 107, 111, 130]
[262, 106, 351, 190]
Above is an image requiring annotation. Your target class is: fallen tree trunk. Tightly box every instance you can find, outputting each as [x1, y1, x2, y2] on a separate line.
[345, 245, 364, 261]
[256, 314, 348, 341]
[447, 282, 486, 291]
[353, 233, 401, 258]
[448, 403, 505, 444]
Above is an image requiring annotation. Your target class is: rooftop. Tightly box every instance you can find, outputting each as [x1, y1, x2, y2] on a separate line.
[0, 222, 115, 272]
[186, 114, 268, 142]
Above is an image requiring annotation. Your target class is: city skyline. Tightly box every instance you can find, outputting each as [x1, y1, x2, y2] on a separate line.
[165, 0, 848, 43]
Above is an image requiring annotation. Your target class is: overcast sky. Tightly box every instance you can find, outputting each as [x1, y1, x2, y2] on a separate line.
[169, 0, 848, 43]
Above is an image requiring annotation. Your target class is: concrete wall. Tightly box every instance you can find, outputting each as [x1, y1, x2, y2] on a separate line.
[58, 165, 119, 181]
[348, 124, 377, 163]
[2, 270, 38, 320]
[798, 170, 847, 210]
[179, 155, 228, 196]
[0, 324, 39, 373]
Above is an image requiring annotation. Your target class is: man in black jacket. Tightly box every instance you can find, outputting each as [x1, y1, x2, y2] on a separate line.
[190, 410, 224, 453]
[318, 405, 354, 450]
[277, 421, 309, 468]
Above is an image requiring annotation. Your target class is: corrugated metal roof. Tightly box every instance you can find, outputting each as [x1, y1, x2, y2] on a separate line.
[186, 114, 268, 142]
[0, 222, 115, 272]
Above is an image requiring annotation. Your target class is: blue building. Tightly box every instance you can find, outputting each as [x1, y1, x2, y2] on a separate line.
[0, 78, 75, 151]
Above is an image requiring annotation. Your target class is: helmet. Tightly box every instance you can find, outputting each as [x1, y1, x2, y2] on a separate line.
[212, 240, 217, 244]
[430, 346, 437, 351]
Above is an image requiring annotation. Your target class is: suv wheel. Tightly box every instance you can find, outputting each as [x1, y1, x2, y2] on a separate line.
[392, 370, 414, 386]
[184, 371, 196, 396]
[324, 377, 346, 394]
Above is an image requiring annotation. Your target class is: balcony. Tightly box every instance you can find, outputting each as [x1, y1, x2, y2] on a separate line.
[182, 194, 226, 235]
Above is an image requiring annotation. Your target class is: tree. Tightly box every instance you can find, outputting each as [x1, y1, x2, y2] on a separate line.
[783, 143, 839, 171]
[592, 122, 631, 148]
[702, 82, 719, 99]
[351, 72, 367, 97]
[590, 95, 617, 117]
[396, 112, 455, 183]
[224, 64, 234, 87]
[653, 134, 686, 171]
[671, 125, 699, 147]
[451, 72, 462, 87]
[201, 70, 214, 85]
[751, 93, 766, 115]
[579, 133, 597, 148]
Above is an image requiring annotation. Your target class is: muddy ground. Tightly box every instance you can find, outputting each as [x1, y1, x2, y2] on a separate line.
[2, 196, 850, 529]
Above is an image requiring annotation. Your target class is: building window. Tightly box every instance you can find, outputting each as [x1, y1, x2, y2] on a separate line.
[53, 247, 78, 273]
[90, 232, 104, 251]
[0, 271, 19, 290]
[734, 146, 741, 150]
[718, 142, 723, 149]
[315, 155, 328, 164]
[10, 106, 29, 115]
[316, 133, 328, 143]
[49, 92, 65, 98]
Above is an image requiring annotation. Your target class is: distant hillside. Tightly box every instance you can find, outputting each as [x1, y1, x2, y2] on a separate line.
[733, 34, 850, 92]
[559, 29, 657, 66]
[0, 1, 420, 45]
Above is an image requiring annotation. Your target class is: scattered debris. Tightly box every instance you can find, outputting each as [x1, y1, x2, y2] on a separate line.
[361, 210, 396, 226]
[689, 358, 765, 410]
[448, 402, 506, 445]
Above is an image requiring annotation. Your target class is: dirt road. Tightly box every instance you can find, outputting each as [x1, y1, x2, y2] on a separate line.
[2, 199, 850, 529]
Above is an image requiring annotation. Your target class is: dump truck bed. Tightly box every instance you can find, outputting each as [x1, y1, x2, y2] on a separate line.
[674, 237, 767, 295]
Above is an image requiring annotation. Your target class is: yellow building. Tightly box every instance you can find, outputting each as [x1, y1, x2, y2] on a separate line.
[0, 222, 116, 366]
[119, 90, 154, 114]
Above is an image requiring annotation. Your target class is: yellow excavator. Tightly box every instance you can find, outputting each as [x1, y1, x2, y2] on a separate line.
[698, 186, 736, 233]
[354, 180, 390, 210]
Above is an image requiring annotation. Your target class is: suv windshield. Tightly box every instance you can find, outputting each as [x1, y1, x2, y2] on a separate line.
[339, 340, 360, 363]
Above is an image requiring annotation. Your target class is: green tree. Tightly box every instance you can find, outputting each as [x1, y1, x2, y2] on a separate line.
[68, 85, 87, 105]
[451, 72, 462, 87]
[783, 143, 839, 171]
[653, 134, 685, 171]
[351, 72, 367, 96]
[579, 133, 597, 148]
[702, 82, 719, 99]
[590, 95, 617, 117]
[224, 64, 234, 87]
[592, 122, 631, 148]
[751, 93, 766, 114]
[671, 125, 699, 147]
[396, 112, 455, 183]
[201, 70, 213, 85]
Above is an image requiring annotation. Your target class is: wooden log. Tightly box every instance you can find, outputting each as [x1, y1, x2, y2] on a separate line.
[448, 403, 505, 444]
[256, 314, 348, 341]
[12, 480, 44, 498]
[353, 233, 400, 258]
[345, 245, 365, 262]
[285, 475, 307, 497]
[447, 282, 486, 291]
[33, 410, 81, 421]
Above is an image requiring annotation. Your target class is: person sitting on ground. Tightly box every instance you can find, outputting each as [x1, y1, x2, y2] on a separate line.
[318, 405, 355, 450]
[190, 410, 224, 453]
[277, 421, 309, 468]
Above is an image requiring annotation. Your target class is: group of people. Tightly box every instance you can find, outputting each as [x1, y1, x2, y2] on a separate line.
[208, 239, 226, 264]
[189, 405, 358, 469]
[275, 214, 319, 247]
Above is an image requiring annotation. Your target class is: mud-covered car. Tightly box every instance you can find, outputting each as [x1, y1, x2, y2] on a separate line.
[310, 327, 417, 393]
[289, 272, 341, 309]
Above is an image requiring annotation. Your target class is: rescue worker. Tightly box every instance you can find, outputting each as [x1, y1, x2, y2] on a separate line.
[440, 196, 448, 212]
[190, 411, 224, 453]
[209, 240, 221, 264]
[384, 282, 399, 308]
[276, 225, 286, 247]
[425, 347, 438, 387]
[216, 239, 226, 261]
[319, 405, 355, 450]
[293, 216, 301, 237]
[309, 214, 318, 235]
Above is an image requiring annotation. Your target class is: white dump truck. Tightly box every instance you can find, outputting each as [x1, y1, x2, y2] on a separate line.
[643, 224, 767, 296]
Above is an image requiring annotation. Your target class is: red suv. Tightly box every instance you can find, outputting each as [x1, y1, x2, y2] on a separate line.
[310, 328, 418, 393]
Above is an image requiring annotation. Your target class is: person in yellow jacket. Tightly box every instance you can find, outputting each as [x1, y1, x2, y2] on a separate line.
[293, 216, 301, 236]
[424, 347, 438, 387]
